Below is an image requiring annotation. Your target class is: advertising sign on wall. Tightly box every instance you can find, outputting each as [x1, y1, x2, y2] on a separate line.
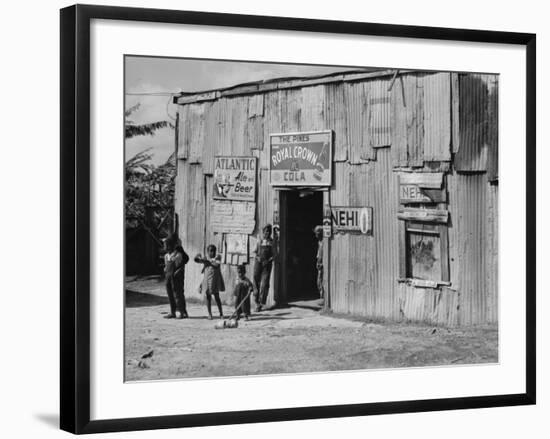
[269, 131, 332, 186]
[331, 207, 373, 235]
[213, 156, 257, 201]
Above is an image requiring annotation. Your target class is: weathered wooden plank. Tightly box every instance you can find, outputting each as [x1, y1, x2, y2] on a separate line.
[202, 101, 219, 174]
[485, 182, 498, 323]
[398, 219, 407, 279]
[176, 105, 189, 159]
[397, 207, 449, 223]
[486, 76, 499, 181]
[276, 74, 345, 90]
[391, 74, 408, 167]
[281, 88, 302, 132]
[423, 72, 451, 161]
[408, 74, 424, 167]
[215, 98, 230, 157]
[399, 185, 446, 204]
[220, 84, 259, 97]
[261, 91, 282, 170]
[455, 74, 490, 172]
[245, 115, 264, 152]
[439, 224, 450, 282]
[322, 190, 331, 311]
[176, 91, 219, 105]
[188, 103, 206, 163]
[228, 96, 248, 156]
[368, 79, 392, 148]
[247, 94, 264, 118]
[324, 83, 348, 162]
[301, 85, 325, 131]
[344, 82, 373, 163]
[451, 73, 460, 153]
[399, 172, 443, 188]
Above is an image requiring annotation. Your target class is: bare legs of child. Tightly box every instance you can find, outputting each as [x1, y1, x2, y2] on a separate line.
[206, 293, 224, 319]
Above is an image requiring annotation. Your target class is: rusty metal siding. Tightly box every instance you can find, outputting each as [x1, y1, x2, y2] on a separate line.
[446, 172, 497, 325]
[281, 88, 302, 132]
[324, 83, 348, 162]
[423, 73, 451, 162]
[174, 70, 498, 325]
[486, 76, 499, 181]
[391, 74, 424, 167]
[301, 85, 325, 131]
[202, 101, 219, 174]
[261, 91, 281, 170]
[187, 103, 206, 163]
[175, 162, 206, 300]
[344, 82, 373, 163]
[329, 149, 399, 319]
[368, 79, 392, 148]
[245, 101, 264, 152]
[371, 148, 400, 319]
[485, 182, 498, 323]
[227, 96, 249, 156]
[391, 75, 408, 167]
[454, 74, 498, 172]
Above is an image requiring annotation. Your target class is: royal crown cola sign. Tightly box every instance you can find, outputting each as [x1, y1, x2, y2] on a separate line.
[269, 131, 332, 186]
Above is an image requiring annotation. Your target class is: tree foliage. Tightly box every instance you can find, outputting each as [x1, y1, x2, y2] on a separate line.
[125, 103, 175, 242]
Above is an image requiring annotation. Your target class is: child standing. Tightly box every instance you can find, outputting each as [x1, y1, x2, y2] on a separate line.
[233, 265, 254, 321]
[194, 244, 225, 320]
[253, 224, 277, 312]
[163, 236, 189, 319]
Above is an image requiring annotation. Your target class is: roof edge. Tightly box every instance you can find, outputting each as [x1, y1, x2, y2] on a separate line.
[174, 68, 407, 105]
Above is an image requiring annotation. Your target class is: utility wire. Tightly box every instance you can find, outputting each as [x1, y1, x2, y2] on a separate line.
[125, 92, 178, 96]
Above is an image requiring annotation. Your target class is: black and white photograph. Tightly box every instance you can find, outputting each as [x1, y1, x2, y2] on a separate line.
[124, 56, 499, 381]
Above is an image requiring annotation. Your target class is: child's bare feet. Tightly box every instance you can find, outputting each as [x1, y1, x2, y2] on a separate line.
[207, 314, 213, 320]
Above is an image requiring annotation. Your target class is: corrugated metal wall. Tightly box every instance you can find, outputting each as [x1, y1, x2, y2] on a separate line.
[175, 71, 498, 325]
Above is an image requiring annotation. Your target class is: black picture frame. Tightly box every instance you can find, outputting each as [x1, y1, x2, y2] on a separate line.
[60, 4, 536, 434]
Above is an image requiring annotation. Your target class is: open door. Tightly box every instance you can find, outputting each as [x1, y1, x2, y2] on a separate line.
[279, 190, 323, 304]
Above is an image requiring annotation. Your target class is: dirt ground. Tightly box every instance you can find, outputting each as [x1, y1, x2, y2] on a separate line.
[125, 276, 498, 381]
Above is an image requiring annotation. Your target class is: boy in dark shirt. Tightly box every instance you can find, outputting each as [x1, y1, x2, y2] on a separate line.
[233, 264, 254, 320]
[163, 236, 189, 319]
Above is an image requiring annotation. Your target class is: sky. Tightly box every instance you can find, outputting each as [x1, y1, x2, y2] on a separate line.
[124, 56, 362, 165]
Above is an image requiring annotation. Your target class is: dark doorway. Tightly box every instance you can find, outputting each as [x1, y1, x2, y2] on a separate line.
[280, 190, 323, 303]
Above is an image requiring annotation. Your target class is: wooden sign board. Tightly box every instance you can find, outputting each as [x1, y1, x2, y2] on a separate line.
[397, 208, 449, 224]
[399, 173, 446, 204]
[331, 207, 373, 234]
[399, 184, 446, 203]
[269, 131, 332, 186]
[210, 200, 256, 234]
[213, 156, 257, 202]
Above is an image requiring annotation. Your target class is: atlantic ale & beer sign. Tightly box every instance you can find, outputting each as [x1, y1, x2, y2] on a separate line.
[269, 131, 332, 186]
[213, 156, 257, 202]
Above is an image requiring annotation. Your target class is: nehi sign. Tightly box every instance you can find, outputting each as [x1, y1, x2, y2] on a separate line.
[269, 131, 332, 186]
[331, 207, 373, 235]
[213, 156, 257, 201]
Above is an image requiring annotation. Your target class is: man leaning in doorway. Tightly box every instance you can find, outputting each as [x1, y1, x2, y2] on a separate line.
[253, 224, 277, 312]
[314, 226, 324, 303]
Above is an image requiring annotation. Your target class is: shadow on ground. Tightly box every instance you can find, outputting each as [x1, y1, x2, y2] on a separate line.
[126, 290, 168, 308]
